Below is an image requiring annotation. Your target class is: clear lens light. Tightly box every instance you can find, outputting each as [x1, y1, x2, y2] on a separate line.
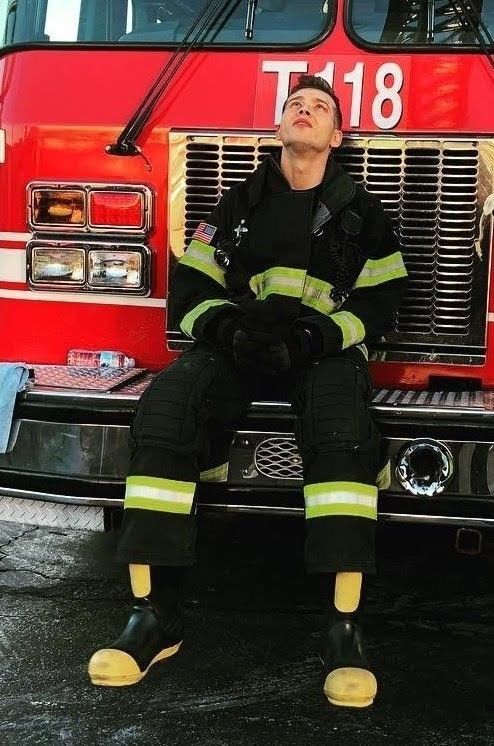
[32, 189, 85, 226]
[88, 250, 142, 288]
[32, 248, 85, 283]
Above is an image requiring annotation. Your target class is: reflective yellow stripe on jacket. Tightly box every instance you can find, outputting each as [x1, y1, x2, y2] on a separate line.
[179, 239, 226, 287]
[330, 310, 366, 349]
[249, 266, 306, 300]
[180, 299, 236, 338]
[353, 251, 408, 289]
[301, 275, 338, 316]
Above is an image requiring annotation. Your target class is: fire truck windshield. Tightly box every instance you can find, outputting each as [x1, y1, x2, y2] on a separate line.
[0, 0, 333, 48]
[348, 0, 494, 46]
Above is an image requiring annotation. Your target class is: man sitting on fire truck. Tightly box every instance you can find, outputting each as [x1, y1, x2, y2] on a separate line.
[88, 74, 408, 708]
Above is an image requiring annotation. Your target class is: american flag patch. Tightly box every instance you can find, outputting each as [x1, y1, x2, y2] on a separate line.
[192, 222, 217, 245]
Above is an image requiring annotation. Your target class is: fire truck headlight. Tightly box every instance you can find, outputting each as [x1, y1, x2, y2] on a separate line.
[395, 439, 454, 496]
[31, 247, 85, 284]
[88, 249, 144, 290]
[30, 189, 85, 228]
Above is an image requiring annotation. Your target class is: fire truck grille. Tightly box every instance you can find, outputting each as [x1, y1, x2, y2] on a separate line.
[254, 437, 302, 480]
[169, 134, 491, 355]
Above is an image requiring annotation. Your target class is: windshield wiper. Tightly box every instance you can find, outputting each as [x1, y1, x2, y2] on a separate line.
[107, 0, 241, 158]
[450, 0, 494, 70]
[244, 0, 258, 39]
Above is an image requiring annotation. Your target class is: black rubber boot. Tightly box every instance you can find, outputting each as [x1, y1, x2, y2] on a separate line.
[321, 610, 377, 708]
[88, 566, 184, 687]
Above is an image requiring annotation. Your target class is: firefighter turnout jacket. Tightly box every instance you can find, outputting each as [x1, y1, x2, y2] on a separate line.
[115, 152, 408, 575]
[169, 152, 408, 356]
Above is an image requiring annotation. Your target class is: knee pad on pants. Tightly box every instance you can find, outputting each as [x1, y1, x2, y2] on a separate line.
[129, 348, 223, 454]
[293, 355, 375, 459]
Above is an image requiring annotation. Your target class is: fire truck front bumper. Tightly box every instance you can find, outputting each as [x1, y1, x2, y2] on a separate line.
[1, 380, 494, 531]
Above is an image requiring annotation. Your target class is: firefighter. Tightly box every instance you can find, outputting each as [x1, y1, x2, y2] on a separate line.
[88, 74, 408, 707]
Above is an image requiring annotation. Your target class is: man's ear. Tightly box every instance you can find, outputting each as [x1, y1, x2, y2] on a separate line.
[331, 129, 343, 149]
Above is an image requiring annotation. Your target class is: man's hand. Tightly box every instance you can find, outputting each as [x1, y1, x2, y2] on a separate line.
[234, 326, 315, 376]
[211, 304, 285, 372]
[210, 308, 319, 375]
[232, 329, 290, 375]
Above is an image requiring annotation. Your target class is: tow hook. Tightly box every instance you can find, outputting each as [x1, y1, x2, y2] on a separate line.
[455, 527, 483, 556]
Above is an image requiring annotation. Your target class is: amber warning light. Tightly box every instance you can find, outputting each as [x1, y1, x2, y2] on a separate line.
[89, 191, 144, 229]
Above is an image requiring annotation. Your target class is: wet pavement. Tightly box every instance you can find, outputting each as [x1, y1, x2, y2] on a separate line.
[1, 513, 494, 745]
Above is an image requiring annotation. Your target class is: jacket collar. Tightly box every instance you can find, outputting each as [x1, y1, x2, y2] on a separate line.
[246, 150, 356, 216]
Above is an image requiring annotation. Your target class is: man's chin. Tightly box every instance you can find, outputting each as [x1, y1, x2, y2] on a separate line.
[284, 139, 327, 155]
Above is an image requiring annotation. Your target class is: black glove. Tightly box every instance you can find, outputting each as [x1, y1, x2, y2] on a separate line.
[294, 316, 339, 357]
[240, 299, 285, 335]
[210, 307, 282, 369]
[212, 314, 245, 356]
[231, 325, 314, 376]
[231, 328, 282, 372]
[232, 300, 295, 374]
[252, 325, 314, 376]
[208, 314, 270, 369]
[208, 311, 318, 375]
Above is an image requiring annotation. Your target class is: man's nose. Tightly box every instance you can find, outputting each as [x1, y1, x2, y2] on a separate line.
[297, 105, 310, 116]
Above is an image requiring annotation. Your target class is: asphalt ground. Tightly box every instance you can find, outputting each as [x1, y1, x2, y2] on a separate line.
[1, 513, 494, 745]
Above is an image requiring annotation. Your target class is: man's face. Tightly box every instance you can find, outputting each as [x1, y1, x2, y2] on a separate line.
[277, 88, 343, 154]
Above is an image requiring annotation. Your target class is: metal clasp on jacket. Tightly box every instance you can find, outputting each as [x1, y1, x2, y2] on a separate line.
[214, 245, 231, 269]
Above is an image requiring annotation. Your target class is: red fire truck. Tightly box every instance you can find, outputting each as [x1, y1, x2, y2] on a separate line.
[0, 0, 493, 549]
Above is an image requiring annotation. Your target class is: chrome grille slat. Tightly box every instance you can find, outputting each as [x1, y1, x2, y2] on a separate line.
[175, 134, 489, 347]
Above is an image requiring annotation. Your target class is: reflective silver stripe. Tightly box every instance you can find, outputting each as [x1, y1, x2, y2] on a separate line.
[249, 267, 306, 300]
[179, 239, 225, 287]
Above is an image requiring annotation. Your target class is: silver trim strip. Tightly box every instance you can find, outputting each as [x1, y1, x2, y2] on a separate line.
[24, 388, 144, 402]
[0, 486, 118, 507]
[0, 248, 26, 282]
[202, 504, 494, 527]
[379, 513, 494, 528]
[0, 231, 32, 242]
[18, 388, 494, 421]
[1, 488, 493, 529]
[0, 288, 166, 307]
[372, 404, 494, 419]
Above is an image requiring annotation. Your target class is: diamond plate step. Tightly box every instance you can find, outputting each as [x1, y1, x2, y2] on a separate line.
[0, 496, 104, 531]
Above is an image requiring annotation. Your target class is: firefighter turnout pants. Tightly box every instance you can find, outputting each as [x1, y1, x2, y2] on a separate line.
[117, 343, 381, 574]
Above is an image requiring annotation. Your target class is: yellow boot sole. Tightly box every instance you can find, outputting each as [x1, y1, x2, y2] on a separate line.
[88, 642, 182, 687]
[323, 667, 377, 708]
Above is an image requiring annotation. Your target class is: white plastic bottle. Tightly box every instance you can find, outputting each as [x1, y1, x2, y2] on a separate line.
[67, 349, 135, 368]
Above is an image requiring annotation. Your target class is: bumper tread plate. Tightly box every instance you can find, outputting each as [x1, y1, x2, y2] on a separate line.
[0, 495, 104, 530]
